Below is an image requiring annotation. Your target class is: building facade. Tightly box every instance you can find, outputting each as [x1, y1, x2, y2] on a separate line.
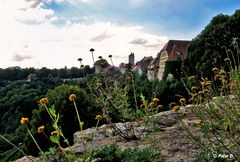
[148, 40, 190, 81]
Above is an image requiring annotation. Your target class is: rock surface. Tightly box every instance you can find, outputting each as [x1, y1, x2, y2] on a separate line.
[14, 156, 40, 162]
[67, 106, 202, 162]
[15, 106, 203, 162]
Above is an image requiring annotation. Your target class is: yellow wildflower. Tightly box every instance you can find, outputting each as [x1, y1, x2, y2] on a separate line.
[20, 117, 29, 125]
[51, 131, 58, 136]
[126, 76, 132, 81]
[224, 58, 230, 62]
[188, 76, 195, 81]
[192, 93, 198, 99]
[140, 104, 145, 109]
[202, 89, 210, 94]
[205, 81, 211, 86]
[214, 74, 220, 81]
[80, 65, 84, 68]
[212, 68, 219, 73]
[182, 111, 187, 116]
[189, 98, 193, 102]
[69, 94, 77, 101]
[39, 98, 48, 105]
[179, 98, 186, 105]
[220, 69, 226, 76]
[169, 102, 176, 109]
[172, 105, 180, 112]
[195, 119, 203, 125]
[200, 81, 206, 87]
[153, 97, 159, 102]
[95, 115, 102, 121]
[191, 86, 198, 91]
[157, 105, 163, 110]
[198, 91, 203, 95]
[149, 101, 155, 107]
[37, 126, 45, 133]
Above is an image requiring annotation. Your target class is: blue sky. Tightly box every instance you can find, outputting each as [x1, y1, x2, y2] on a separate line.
[44, 0, 240, 37]
[0, 0, 239, 68]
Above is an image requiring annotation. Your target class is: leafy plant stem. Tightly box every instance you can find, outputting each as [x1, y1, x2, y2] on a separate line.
[73, 100, 83, 131]
[0, 134, 36, 162]
[26, 126, 43, 154]
[44, 105, 56, 124]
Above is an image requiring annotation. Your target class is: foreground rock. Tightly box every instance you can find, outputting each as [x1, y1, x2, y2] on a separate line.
[67, 106, 202, 162]
[13, 156, 40, 162]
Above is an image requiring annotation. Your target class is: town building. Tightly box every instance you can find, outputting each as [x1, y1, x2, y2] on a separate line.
[148, 40, 190, 81]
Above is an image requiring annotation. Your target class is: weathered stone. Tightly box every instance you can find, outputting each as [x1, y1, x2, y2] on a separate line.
[16, 106, 204, 162]
[14, 156, 40, 162]
[66, 107, 203, 161]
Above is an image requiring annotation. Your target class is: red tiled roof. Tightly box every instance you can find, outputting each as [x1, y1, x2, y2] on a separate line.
[136, 56, 153, 70]
[160, 40, 190, 61]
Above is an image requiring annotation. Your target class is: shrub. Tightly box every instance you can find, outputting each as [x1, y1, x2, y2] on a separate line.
[178, 48, 240, 161]
[85, 144, 162, 162]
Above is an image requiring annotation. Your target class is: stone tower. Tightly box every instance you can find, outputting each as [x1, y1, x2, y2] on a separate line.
[129, 52, 135, 65]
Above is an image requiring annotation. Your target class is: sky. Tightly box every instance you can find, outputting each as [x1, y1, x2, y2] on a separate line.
[0, 0, 239, 69]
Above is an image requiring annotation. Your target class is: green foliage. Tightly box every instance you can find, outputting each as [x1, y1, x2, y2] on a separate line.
[162, 61, 182, 80]
[121, 147, 162, 162]
[86, 144, 121, 162]
[31, 84, 100, 148]
[0, 80, 58, 161]
[94, 77, 135, 122]
[134, 73, 153, 101]
[183, 9, 240, 77]
[40, 147, 73, 162]
[0, 66, 94, 82]
[0, 148, 23, 162]
[50, 136, 59, 145]
[85, 144, 162, 162]
[155, 79, 187, 109]
[180, 48, 240, 160]
[94, 59, 110, 68]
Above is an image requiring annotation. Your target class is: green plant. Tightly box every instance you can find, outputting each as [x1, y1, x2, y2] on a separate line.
[69, 94, 84, 131]
[85, 144, 121, 162]
[121, 147, 162, 162]
[84, 144, 163, 162]
[39, 98, 70, 147]
[40, 147, 78, 162]
[178, 47, 240, 161]
[0, 134, 35, 162]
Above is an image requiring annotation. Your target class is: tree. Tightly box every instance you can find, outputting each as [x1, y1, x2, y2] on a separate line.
[183, 10, 240, 77]
[94, 59, 110, 68]
[31, 84, 101, 148]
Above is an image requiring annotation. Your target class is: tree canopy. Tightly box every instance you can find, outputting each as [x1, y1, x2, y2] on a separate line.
[183, 9, 240, 76]
[94, 59, 110, 68]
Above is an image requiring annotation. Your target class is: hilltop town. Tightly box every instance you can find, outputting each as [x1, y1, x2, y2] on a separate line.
[93, 40, 190, 81]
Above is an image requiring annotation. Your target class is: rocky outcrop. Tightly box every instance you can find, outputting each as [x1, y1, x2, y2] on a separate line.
[14, 156, 40, 162]
[67, 106, 202, 162]
[15, 105, 203, 162]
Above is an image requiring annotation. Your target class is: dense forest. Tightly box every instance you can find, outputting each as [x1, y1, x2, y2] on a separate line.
[0, 9, 239, 161]
[0, 65, 94, 82]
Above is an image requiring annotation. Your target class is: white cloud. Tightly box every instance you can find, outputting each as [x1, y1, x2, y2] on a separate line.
[12, 54, 32, 62]
[129, 0, 146, 6]
[91, 32, 114, 42]
[0, 0, 168, 68]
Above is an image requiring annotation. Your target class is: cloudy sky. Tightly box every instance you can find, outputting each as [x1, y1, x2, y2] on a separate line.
[0, 0, 239, 69]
